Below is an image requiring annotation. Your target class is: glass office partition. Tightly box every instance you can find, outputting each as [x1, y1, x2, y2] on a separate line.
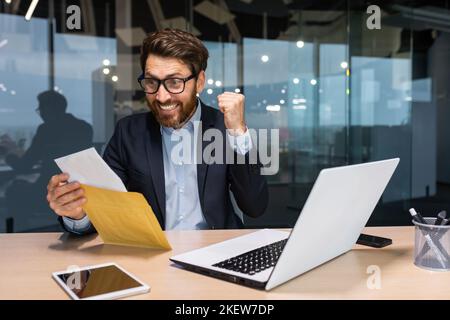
[348, 6, 414, 225]
[0, 1, 116, 232]
[1, 0, 449, 232]
[0, 13, 52, 232]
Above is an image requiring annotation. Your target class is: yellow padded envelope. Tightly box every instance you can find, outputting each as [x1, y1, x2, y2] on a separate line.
[80, 184, 171, 250]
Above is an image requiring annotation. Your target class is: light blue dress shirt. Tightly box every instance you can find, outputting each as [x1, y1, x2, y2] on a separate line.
[63, 101, 252, 232]
[161, 102, 207, 230]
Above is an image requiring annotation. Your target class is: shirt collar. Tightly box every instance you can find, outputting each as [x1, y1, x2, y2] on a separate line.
[160, 99, 201, 135]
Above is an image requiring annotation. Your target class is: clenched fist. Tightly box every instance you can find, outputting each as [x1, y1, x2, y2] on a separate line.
[217, 92, 247, 136]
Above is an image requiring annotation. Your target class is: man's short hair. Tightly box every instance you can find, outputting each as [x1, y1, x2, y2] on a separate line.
[37, 90, 67, 112]
[140, 28, 209, 76]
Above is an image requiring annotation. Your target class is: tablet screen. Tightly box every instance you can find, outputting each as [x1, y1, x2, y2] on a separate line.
[56, 264, 144, 299]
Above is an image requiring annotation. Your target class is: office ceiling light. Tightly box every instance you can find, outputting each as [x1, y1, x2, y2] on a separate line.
[103, 68, 110, 75]
[103, 59, 111, 66]
[280, 99, 285, 105]
[25, 0, 39, 21]
[112, 75, 118, 82]
[235, 88, 241, 93]
[261, 55, 269, 63]
[194, 0, 235, 25]
[207, 79, 214, 85]
[340, 61, 348, 69]
[266, 105, 281, 112]
[5, 0, 11, 4]
[215, 80, 222, 87]
[310, 79, 317, 85]
[10, 90, 16, 95]
[293, 98, 307, 104]
[293, 78, 300, 84]
[293, 105, 307, 110]
[296, 40, 304, 48]
[207, 89, 213, 95]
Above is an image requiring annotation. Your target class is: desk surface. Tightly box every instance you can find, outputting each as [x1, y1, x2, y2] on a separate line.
[0, 227, 449, 300]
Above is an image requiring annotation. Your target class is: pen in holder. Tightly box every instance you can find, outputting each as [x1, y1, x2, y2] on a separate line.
[413, 217, 450, 271]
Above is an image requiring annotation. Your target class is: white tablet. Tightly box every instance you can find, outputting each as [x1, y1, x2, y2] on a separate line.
[52, 262, 150, 300]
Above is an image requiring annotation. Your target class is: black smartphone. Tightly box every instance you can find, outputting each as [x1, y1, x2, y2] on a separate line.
[357, 233, 392, 248]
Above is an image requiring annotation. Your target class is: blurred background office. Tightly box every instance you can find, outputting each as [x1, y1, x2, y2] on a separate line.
[0, 0, 449, 232]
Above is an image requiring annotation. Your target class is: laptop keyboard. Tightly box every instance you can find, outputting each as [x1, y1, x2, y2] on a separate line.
[212, 239, 288, 275]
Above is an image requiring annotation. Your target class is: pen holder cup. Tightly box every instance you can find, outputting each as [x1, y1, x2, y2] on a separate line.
[413, 218, 450, 271]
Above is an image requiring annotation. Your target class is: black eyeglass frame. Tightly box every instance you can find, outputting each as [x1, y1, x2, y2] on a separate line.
[137, 74, 197, 94]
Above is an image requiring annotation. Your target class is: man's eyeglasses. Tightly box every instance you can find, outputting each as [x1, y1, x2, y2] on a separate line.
[137, 74, 196, 94]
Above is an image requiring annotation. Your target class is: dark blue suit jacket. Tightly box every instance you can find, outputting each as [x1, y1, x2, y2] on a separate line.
[60, 101, 268, 233]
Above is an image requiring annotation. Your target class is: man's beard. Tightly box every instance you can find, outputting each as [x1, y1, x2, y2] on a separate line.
[147, 91, 197, 129]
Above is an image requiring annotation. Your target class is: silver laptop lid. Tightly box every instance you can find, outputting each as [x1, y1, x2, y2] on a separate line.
[265, 158, 399, 290]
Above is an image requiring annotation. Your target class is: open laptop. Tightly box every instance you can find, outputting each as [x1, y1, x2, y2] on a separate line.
[170, 158, 399, 290]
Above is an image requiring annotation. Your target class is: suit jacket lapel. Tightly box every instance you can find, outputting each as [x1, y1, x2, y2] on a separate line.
[197, 101, 215, 210]
[145, 112, 166, 225]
